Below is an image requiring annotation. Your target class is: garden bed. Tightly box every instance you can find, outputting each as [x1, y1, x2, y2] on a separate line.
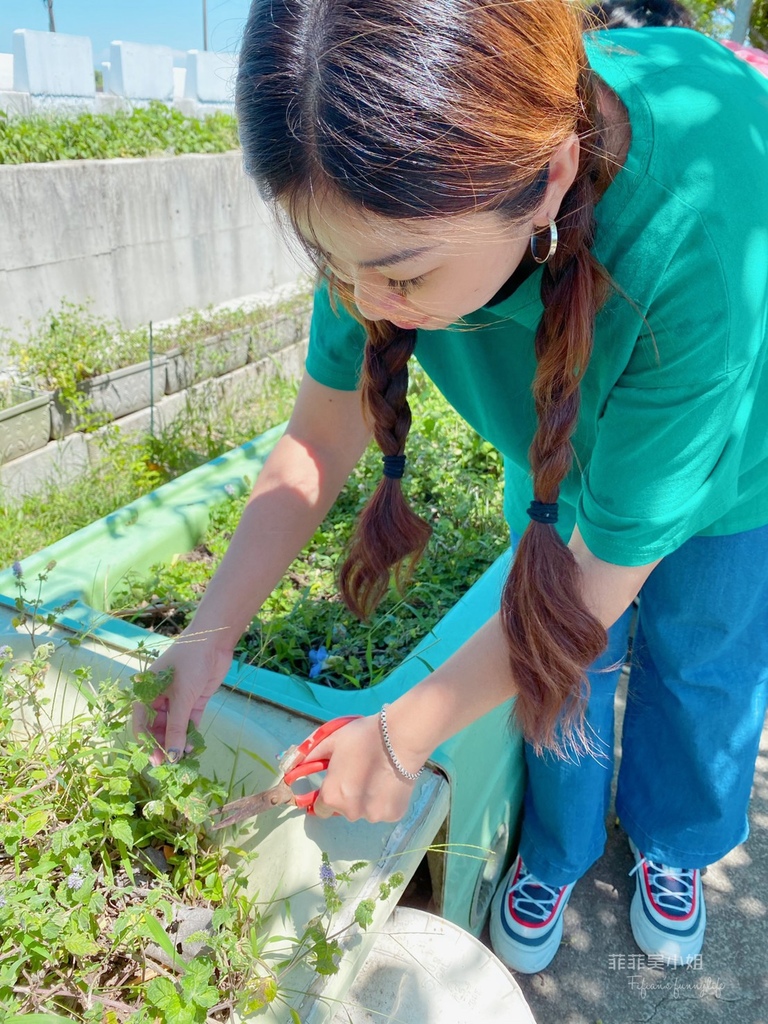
[0, 381, 51, 461]
[0, 371, 526, 939]
[111, 371, 510, 689]
[6, 288, 312, 437]
[0, 611, 447, 1024]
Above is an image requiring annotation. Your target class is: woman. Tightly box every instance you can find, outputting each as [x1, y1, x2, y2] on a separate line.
[135, 0, 768, 974]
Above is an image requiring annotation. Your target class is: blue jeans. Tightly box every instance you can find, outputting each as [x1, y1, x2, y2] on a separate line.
[516, 524, 768, 886]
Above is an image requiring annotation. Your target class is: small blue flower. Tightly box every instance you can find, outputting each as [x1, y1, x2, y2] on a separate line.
[11, 561, 22, 579]
[0, 891, 6, 908]
[224, 483, 236, 497]
[320, 862, 337, 888]
[0, 645, 12, 660]
[308, 645, 329, 679]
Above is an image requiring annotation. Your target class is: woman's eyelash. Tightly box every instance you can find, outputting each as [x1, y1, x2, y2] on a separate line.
[386, 275, 426, 294]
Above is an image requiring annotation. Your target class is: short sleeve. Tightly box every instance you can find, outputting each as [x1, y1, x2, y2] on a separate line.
[577, 363, 756, 565]
[305, 280, 366, 391]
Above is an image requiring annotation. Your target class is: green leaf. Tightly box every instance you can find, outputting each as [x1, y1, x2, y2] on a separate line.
[181, 956, 214, 998]
[211, 905, 236, 929]
[143, 914, 180, 964]
[311, 937, 342, 976]
[110, 818, 134, 847]
[174, 793, 208, 824]
[145, 976, 183, 1016]
[105, 775, 132, 795]
[242, 747, 277, 773]
[143, 798, 168, 819]
[23, 808, 50, 839]
[185, 722, 206, 754]
[130, 747, 151, 772]
[132, 668, 173, 703]
[63, 929, 100, 956]
[354, 898, 376, 932]
[262, 976, 278, 1003]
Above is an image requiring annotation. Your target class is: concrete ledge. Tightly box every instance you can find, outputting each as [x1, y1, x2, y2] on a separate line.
[3, 338, 309, 499]
[109, 41, 174, 102]
[0, 89, 31, 116]
[13, 29, 95, 110]
[1, 431, 89, 498]
[184, 51, 237, 104]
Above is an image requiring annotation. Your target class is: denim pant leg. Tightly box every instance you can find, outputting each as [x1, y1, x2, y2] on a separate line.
[616, 524, 768, 868]
[518, 603, 634, 886]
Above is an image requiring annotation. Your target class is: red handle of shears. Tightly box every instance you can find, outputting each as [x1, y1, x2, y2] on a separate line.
[283, 715, 361, 815]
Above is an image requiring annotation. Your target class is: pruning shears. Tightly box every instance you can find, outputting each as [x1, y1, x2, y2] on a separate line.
[210, 715, 361, 829]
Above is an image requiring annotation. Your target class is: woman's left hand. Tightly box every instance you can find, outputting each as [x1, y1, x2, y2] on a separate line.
[307, 714, 423, 822]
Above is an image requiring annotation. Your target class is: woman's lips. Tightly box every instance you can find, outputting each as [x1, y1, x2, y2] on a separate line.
[390, 318, 427, 330]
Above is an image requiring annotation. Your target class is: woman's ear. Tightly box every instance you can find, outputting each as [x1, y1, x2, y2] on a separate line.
[533, 133, 580, 226]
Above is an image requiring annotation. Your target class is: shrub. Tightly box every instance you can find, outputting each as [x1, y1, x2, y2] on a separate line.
[0, 102, 239, 164]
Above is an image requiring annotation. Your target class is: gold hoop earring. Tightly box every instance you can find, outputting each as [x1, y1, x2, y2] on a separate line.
[530, 218, 559, 264]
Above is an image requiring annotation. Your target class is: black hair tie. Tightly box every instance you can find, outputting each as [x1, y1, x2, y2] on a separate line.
[527, 500, 559, 525]
[382, 454, 406, 480]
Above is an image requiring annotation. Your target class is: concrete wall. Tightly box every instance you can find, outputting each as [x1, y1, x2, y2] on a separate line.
[0, 31, 235, 119]
[13, 29, 95, 111]
[0, 53, 13, 92]
[108, 41, 174, 102]
[0, 152, 303, 335]
[184, 50, 237, 107]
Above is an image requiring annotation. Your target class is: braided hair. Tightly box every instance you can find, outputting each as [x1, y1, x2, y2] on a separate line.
[237, 0, 616, 751]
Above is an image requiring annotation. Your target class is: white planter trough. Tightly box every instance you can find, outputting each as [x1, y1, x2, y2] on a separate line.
[50, 357, 166, 438]
[163, 329, 251, 395]
[0, 383, 51, 462]
[1, 616, 535, 1023]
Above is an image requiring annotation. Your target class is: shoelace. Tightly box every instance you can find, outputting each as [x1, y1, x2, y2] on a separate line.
[510, 863, 567, 924]
[630, 855, 696, 916]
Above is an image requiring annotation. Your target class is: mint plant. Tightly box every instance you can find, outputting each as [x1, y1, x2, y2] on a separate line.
[0, 568, 405, 1022]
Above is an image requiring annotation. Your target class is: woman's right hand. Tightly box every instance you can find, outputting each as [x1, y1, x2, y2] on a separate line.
[132, 631, 234, 764]
[130, 374, 371, 764]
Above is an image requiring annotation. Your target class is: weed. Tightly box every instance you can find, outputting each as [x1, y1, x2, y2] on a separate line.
[0, 568, 404, 1021]
[0, 102, 239, 165]
[113, 369, 510, 688]
[0, 374, 300, 565]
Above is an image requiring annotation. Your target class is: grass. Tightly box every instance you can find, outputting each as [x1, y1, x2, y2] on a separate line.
[0, 375, 300, 566]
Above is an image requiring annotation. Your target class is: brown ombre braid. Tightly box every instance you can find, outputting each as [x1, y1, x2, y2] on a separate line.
[339, 320, 432, 618]
[237, 0, 621, 752]
[502, 78, 611, 753]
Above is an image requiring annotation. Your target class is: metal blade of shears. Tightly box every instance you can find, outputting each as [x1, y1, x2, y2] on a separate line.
[210, 779, 296, 829]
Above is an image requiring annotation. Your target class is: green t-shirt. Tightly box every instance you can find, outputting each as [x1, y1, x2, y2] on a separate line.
[305, 27, 768, 566]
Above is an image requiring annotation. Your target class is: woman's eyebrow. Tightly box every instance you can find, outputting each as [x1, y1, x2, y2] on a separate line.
[302, 237, 436, 270]
[357, 244, 436, 269]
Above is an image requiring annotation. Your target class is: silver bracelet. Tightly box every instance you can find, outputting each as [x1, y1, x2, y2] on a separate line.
[379, 703, 424, 782]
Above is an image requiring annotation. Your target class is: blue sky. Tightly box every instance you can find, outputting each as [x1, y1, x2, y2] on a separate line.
[0, 1, 253, 63]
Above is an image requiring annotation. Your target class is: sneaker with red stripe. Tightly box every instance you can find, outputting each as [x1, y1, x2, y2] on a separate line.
[628, 837, 706, 966]
[490, 853, 576, 974]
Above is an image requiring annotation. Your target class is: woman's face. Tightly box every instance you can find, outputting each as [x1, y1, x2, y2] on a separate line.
[294, 192, 538, 331]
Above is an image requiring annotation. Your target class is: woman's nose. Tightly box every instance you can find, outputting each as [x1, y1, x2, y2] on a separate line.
[353, 275, 405, 322]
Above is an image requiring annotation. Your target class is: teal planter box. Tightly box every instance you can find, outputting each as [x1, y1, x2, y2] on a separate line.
[0, 423, 525, 936]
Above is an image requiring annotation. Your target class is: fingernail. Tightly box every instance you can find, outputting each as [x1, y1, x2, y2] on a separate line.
[167, 748, 182, 764]
[184, 743, 194, 754]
